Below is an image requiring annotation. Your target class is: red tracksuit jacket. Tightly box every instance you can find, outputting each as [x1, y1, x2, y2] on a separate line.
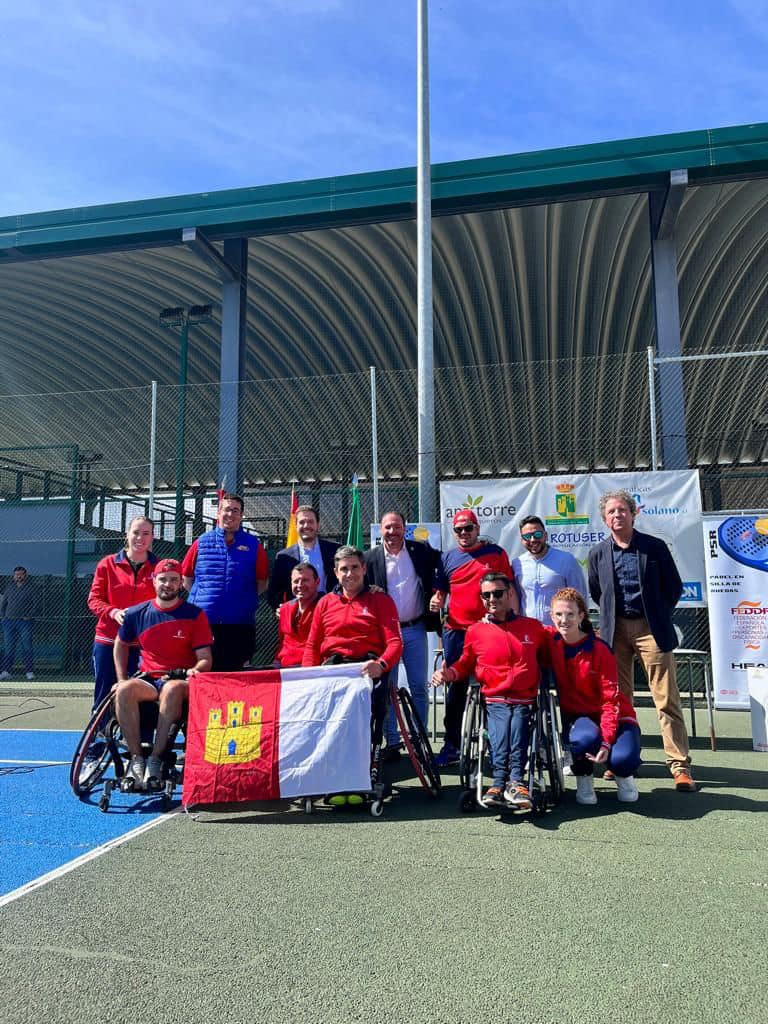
[276, 598, 319, 668]
[546, 629, 637, 745]
[450, 614, 547, 704]
[302, 588, 403, 669]
[88, 550, 159, 646]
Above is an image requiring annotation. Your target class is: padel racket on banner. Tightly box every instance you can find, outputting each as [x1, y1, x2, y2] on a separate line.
[717, 516, 768, 573]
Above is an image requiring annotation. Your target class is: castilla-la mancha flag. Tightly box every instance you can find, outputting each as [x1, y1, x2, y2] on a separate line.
[183, 663, 372, 807]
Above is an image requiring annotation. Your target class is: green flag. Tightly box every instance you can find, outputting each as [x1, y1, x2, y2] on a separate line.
[346, 473, 363, 549]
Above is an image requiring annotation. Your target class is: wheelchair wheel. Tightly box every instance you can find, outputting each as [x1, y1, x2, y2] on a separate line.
[543, 688, 565, 806]
[458, 790, 477, 813]
[458, 684, 482, 791]
[459, 684, 491, 808]
[70, 694, 121, 798]
[391, 684, 442, 799]
[526, 712, 548, 813]
[526, 685, 563, 814]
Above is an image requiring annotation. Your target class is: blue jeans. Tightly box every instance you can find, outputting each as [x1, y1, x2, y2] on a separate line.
[385, 622, 429, 745]
[485, 702, 532, 788]
[564, 715, 642, 778]
[2, 619, 34, 674]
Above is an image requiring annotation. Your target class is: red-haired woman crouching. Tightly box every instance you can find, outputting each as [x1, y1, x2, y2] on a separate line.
[548, 587, 641, 805]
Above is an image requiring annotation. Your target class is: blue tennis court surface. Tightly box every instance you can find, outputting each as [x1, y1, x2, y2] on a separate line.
[0, 729, 165, 899]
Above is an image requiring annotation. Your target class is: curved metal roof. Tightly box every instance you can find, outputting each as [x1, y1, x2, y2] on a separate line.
[0, 124, 766, 491]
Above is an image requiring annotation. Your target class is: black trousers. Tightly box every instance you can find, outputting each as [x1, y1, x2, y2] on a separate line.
[211, 623, 256, 671]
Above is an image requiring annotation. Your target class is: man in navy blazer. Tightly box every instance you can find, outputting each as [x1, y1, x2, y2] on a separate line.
[267, 506, 339, 609]
[588, 489, 695, 791]
[365, 511, 440, 758]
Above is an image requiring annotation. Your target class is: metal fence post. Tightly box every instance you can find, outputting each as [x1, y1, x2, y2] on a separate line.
[647, 347, 658, 470]
[149, 380, 158, 519]
[370, 366, 379, 522]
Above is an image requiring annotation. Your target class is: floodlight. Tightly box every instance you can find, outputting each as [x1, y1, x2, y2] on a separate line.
[159, 306, 186, 328]
[188, 304, 213, 323]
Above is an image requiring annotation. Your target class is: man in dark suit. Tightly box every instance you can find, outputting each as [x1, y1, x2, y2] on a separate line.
[365, 510, 439, 759]
[588, 489, 695, 791]
[267, 505, 339, 609]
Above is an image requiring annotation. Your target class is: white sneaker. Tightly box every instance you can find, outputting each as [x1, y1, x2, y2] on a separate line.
[575, 775, 597, 805]
[126, 755, 146, 790]
[0, 671, 10, 680]
[615, 775, 639, 803]
[25, 672, 35, 680]
[144, 756, 164, 790]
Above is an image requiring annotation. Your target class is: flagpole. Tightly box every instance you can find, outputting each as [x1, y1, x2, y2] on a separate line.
[417, 0, 436, 521]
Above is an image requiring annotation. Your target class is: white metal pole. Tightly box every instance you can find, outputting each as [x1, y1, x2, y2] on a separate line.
[417, 0, 436, 521]
[148, 380, 158, 518]
[647, 347, 659, 470]
[370, 366, 380, 522]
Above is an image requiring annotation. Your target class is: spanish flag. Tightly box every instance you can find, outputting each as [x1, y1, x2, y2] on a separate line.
[183, 664, 372, 807]
[286, 485, 299, 547]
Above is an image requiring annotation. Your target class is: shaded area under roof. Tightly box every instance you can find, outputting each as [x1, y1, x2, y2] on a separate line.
[0, 124, 766, 492]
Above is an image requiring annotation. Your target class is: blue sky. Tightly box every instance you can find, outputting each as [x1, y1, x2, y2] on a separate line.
[1, 0, 766, 216]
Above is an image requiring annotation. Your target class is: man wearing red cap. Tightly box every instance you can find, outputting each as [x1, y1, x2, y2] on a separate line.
[430, 509, 517, 766]
[113, 558, 213, 790]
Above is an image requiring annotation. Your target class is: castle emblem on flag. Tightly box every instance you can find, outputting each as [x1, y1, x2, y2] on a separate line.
[204, 701, 263, 764]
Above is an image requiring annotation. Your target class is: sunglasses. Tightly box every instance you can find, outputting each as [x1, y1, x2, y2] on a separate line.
[453, 524, 476, 534]
[480, 589, 507, 601]
[521, 530, 545, 541]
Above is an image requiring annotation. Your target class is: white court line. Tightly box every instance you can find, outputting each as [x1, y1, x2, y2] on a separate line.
[0, 728, 80, 733]
[0, 759, 69, 765]
[0, 810, 177, 909]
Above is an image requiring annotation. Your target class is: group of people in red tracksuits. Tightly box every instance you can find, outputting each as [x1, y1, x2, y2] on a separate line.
[84, 485, 695, 806]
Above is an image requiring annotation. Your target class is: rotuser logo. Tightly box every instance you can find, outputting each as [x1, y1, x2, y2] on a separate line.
[446, 494, 517, 520]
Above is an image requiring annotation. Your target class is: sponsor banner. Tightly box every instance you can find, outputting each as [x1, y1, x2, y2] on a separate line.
[369, 522, 442, 549]
[183, 663, 372, 806]
[702, 513, 768, 710]
[440, 470, 705, 607]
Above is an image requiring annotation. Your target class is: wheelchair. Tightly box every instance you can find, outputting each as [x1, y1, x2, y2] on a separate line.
[526, 678, 565, 816]
[389, 678, 442, 799]
[458, 677, 564, 816]
[70, 689, 185, 813]
[312, 658, 441, 815]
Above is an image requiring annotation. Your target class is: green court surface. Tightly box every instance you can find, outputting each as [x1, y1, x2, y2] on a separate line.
[1, 686, 766, 1024]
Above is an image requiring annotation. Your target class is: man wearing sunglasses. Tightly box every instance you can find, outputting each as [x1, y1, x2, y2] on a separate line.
[511, 515, 587, 625]
[432, 573, 547, 808]
[429, 508, 517, 766]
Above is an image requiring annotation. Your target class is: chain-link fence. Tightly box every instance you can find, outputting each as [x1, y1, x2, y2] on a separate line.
[0, 349, 764, 678]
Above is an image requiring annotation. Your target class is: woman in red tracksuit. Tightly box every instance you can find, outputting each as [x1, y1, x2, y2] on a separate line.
[547, 587, 641, 806]
[87, 515, 158, 709]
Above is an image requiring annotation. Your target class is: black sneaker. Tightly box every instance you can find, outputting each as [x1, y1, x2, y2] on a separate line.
[435, 742, 460, 768]
[382, 744, 402, 763]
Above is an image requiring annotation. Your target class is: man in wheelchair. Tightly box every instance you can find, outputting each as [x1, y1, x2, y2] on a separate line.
[302, 545, 403, 807]
[113, 558, 213, 791]
[432, 572, 548, 809]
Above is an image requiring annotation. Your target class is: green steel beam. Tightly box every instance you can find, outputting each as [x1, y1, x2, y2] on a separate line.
[1, 122, 768, 262]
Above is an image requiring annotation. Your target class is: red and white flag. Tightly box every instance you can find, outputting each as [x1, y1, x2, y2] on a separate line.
[183, 663, 372, 807]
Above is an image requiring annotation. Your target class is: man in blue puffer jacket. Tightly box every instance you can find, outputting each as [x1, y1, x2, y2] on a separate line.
[181, 493, 269, 670]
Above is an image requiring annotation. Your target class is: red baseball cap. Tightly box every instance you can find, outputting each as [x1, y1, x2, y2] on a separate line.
[453, 509, 479, 527]
[154, 558, 182, 575]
